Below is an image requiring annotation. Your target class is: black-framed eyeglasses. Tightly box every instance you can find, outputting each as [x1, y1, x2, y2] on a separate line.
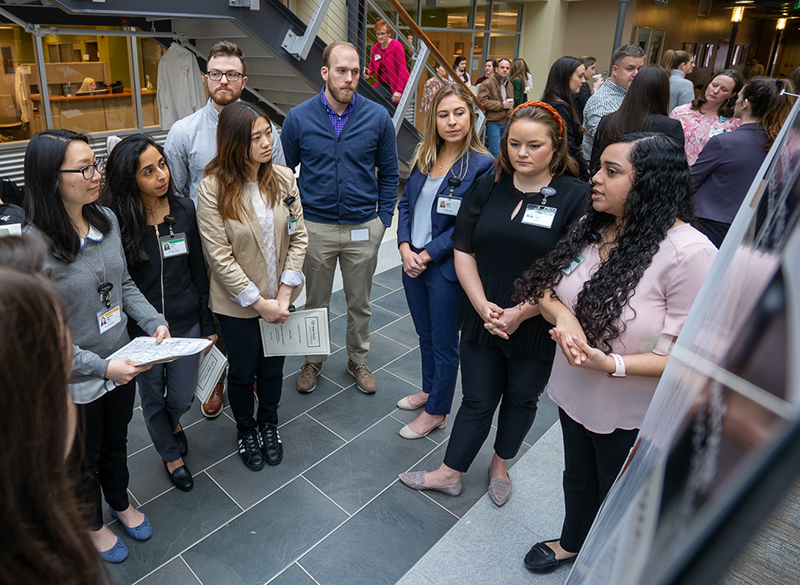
[207, 70, 243, 82]
[58, 158, 105, 180]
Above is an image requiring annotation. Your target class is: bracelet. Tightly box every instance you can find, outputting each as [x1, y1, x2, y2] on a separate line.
[607, 353, 626, 378]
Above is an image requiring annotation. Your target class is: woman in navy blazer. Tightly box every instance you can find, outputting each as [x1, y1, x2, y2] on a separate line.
[396, 84, 494, 439]
[691, 77, 794, 248]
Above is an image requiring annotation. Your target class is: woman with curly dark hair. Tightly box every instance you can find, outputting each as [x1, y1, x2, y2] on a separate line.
[399, 101, 588, 506]
[518, 132, 717, 573]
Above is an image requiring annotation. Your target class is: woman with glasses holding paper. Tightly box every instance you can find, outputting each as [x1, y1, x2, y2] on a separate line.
[100, 134, 216, 493]
[197, 102, 307, 472]
[24, 129, 169, 563]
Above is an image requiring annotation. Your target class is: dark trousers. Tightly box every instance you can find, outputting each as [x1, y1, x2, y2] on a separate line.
[216, 313, 284, 433]
[558, 407, 638, 553]
[443, 338, 552, 472]
[137, 322, 201, 462]
[695, 217, 730, 249]
[74, 380, 136, 530]
[402, 261, 462, 416]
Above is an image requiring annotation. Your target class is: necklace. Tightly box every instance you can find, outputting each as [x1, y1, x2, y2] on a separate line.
[76, 239, 113, 308]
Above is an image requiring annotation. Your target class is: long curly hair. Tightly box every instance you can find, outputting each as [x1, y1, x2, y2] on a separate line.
[514, 132, 695, 352]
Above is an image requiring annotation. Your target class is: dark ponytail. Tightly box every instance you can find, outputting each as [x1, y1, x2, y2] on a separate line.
[741, 77, 795, 149]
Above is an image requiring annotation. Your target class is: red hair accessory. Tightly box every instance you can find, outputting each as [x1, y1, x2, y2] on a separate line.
[511, 100, 564, 135]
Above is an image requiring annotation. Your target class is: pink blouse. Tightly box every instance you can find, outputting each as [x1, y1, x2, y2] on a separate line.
[369, 39, 410, 96]
[548, 224, 717, 434]
[669, 104, 741, 166]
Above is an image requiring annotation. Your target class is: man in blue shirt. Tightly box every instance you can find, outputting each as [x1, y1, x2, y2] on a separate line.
[281, 41, 399, 395]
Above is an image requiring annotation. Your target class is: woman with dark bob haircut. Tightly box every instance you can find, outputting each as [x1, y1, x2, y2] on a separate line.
[100, 134, 216, 492]
[24, 129, 169, 563]
[542, 56, 590, 180]
[400, 102, 588, 506]
[0, 243, 106, 584]
[517, 132, 716, 573]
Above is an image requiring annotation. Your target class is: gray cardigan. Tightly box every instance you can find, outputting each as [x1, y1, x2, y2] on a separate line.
[669, 70, 695, 114]
[36, 207, 167, 403]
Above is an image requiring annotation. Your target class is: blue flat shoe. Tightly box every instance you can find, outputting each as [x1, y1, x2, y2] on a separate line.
[109, 507, 153, 541]
[98, 534, 128, 563]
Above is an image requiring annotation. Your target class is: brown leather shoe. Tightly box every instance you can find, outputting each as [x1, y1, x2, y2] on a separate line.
[347, 360, 377, 394]
[296, 362, 323, 393]
[202, 382, 224, 418]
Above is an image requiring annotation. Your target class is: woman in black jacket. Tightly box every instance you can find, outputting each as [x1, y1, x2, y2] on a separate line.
[590, 65, 685, 173]
[542, 56, 590, 181]
[100, 134, 216, 493]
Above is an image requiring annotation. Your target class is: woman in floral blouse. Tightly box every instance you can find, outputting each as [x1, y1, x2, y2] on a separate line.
[669, 69, 743, 165]
[420, 63, 449, 115]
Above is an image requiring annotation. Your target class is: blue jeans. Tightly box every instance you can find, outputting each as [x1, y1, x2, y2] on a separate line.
[485, 121, 508, 157]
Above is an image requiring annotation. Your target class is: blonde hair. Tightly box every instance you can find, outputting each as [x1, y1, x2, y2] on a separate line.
[411, 84, 490, 175]
[510, 58, 529, 83]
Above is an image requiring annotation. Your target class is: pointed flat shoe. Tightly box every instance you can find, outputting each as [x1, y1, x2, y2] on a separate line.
[399, 416, 446, 439]
[398, 470, 462, 496]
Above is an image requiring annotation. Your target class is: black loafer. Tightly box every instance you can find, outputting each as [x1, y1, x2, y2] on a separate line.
[163, 461, 193, 492]
[524, 540, 576, 573]
[174, 428, 188, 457]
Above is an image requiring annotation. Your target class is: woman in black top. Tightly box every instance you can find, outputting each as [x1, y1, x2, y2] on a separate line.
[400, 102, 588, 505]
[590, 65, 685, 173]
[543, 57, 590, 181]
[100, 134, 216, 493]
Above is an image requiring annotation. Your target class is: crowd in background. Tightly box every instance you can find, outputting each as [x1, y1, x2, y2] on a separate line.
[0, 24, 798, 582]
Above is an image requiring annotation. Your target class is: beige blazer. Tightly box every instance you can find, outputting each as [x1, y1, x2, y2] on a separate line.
[196, 165, 308, 319]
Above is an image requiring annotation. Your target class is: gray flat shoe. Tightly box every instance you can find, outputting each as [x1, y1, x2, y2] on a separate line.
[399, 470, 462, 496]
[488, 471, 512, 506]
[397, 395, 427, 410]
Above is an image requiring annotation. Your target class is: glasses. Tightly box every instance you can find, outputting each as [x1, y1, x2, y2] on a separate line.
[375, 32, 389, 37]
[58, 158, 104, 180]
[207, 70, 243, 82]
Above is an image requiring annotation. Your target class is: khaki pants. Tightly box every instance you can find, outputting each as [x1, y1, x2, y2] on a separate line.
[303, 217, 385, 364]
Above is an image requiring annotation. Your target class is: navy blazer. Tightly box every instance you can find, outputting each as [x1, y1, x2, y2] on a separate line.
[397, 152, 494, 281]
[691, 123, 768, 224]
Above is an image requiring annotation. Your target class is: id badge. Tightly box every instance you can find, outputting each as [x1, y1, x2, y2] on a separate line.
[521, 204, 556, 229]
[709, 127, 724, 139]
[288, 218, 298, 235]
[563, 254, 586, 276]
[350, 227, 370, 242]
[98, 305, 121, 334]
[437, 197, 461, 216]
[159, 233, 188, 258]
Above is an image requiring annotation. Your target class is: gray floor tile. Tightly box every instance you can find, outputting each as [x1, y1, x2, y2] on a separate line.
[370, 281, 394, 301]
[382, 348, 423, 389]
[376, 313, 419, 349]
[405, 425, 531, 518]
[370, 303, 404, 332]
[182, 478, 348, 585]
[372, 265, 403, 291]
[206, 414, 345, 509]
[317, 335, 411, 388]
[106, 474, 242, 585]
[267, 563, 317, 585]
[126, 445, 175, 504]
[278, 372, 346, 423]
[306, 369, 419, 441]
[329, 289, 347, 317]
[299, 483, 457, 585]
[128, 407, 154, 455]
[372, 288, 410, 316]
[134, 557, 201, 585]
[414, 501, 570, 585]
[395, 568, 439, 585]
[304, 417, 440, 514]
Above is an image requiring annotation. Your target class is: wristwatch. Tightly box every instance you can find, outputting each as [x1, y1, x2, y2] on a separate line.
[608, 353, 626, 378]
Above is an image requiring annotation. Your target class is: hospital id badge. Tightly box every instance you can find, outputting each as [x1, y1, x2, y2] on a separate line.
[437, 197, 461, 216]
[288, 218, 298, 235]
[563, 254, 586, 276]
[98, 305, 121, 334]
[159, 233, 188, 258]
[521, 204, 556, 229]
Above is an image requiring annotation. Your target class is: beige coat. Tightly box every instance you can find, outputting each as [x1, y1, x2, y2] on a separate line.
[197, 165, 308, 319]
[477, 74, 512, 125]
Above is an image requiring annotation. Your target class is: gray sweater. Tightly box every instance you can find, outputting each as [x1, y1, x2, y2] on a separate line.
[36, 207, 167, 403]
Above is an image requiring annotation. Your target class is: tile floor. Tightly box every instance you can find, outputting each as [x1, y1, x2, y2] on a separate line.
[107, 264, 560, 585]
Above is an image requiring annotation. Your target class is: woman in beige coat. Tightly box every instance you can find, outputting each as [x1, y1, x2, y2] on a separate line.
[197, 101, 307, 472]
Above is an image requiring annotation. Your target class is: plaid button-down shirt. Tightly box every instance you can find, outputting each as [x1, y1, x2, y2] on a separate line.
[581, 79, 627, 161]
[321, 88, 356, 137]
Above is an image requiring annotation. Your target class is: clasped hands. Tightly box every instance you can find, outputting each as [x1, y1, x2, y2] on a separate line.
[549, 314, 615, 374]
[482, 302, 525, 340]
[400, 243, 431, 278]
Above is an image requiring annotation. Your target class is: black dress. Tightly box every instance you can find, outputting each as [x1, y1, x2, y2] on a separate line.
[452, 172, 588, 360]
[547, 100, 591, 182]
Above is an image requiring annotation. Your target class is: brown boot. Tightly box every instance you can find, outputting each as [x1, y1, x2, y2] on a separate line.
[296, 362, 323, 393]
[347, 360, 376, 394]
[202, 382, 224, 418]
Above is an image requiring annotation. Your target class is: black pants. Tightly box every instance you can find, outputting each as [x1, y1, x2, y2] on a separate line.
[74, 380, 136, 530]
[216, 313, 284, 433]
[695, 217, 729, 249]
[443, 338, 552, 472]
[558, 407, 638, 553]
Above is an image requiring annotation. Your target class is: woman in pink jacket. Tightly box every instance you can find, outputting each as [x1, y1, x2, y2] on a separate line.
[365, 19, 410, 105]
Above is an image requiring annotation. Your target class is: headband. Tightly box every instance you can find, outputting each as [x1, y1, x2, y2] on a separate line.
[511, 100, 564, 135]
